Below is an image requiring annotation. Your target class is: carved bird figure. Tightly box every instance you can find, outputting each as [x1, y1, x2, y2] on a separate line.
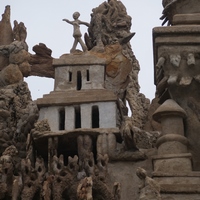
[160, 0, 178, 25]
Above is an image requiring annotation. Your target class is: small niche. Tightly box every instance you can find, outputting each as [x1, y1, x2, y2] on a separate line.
[86, 69, 90, 81]
[59, 108, 65, 130]
[92, 105, 99, 128]
[77, 71, 82, 90]
[75, 105, 81, 128]
[68, 71, 72, 82]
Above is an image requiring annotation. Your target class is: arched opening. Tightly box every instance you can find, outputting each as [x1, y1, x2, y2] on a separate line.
[75, 106, 81, 128]
[92, 105, 99, 128]
[77, 71, 82, 90]
[86, 69, 90, 81]
[59, 108, 65, 130]
[68, 71, 72, 82]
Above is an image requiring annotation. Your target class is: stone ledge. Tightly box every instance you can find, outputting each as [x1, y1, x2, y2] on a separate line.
[33, 128, 121, 163]
[33, 127, 120, 141]
[161, 184, 200, 193]
[53, 53, 106, 66]
[154, 176, 200, 193]
[152, 153, 192, 160]
[36, 89, 118, 107]
[156, 134, 188, 148]
[173, 14, 200, 25]
[153, 25, 200, 36]
[153, 171, 200, 177]
[153, 25, 200, 85]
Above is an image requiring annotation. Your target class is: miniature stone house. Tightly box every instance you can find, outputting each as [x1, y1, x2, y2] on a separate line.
[37, 53, 119, 132]
[36, 53, 121, 165]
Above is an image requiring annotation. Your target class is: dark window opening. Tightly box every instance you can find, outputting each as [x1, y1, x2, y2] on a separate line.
[75, 106, 81, 128]
[69, 71, 72, 82]
[59, 108, 65, 130]
[92, 105, 99, 128]
[86, 69, 90, 81]
[77, 71, 82, 90]
[57, 138, 78, 166]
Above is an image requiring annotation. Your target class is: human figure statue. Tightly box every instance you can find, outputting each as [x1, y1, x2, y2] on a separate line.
[63, 12, 90, 53]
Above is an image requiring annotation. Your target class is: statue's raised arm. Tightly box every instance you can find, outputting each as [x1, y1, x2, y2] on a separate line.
[78, 20, 90, 27]
[62, 19, 72, 25]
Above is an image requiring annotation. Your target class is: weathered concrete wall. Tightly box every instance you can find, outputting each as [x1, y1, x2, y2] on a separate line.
[39, 101, 117, 131]
[107, 157, 154, 200]
[54, 64, 105, 91]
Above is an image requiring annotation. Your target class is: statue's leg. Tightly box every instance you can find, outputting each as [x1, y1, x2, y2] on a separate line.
[70, 39, 78, 53]
[78, 38, 87, 52]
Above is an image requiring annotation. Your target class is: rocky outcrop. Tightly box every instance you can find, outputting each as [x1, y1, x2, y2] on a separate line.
[0, 6, 54, 80]
[85, 0, 150, 129]
[0, 6, 13, 70]
[0, 81, 38, 156]
[29, 43, 54, 78]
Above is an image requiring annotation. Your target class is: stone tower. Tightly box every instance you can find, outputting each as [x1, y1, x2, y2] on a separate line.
[152, 0, 200, 199]
[36, 53, 121, 166]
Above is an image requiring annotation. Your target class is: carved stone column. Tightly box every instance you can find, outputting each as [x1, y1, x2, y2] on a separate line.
[152, 3, 200, 197]
[153, 10, 200, 170]
[152, 99, 200, 196]
[152, 99, 191, 174]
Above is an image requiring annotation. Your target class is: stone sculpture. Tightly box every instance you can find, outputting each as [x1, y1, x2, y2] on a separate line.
[29, 43, 54, 78]
[0, 6, 30, 87]
[13, 20, 27, 43]
[0, 41, 30, 86]
[136, 167, 161, 200]
[1, 0, 200, 199]
[153, 0, 200, 171]
[20, 157, 45, 199]
[85, 0, 134, 51]
[160, 0, 177, 25]
[0, 1, 158, 199]
[63, 12, 90, 53]
[0, 145, 20, 199]
[0, 6, 13, 70]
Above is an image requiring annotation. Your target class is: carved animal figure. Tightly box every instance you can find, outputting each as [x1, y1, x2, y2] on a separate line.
[160, 0, 178, 25]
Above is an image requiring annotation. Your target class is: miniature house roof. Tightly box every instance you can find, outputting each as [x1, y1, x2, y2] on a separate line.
[153, 99, 187, 122]
[53, 53, 106, 66]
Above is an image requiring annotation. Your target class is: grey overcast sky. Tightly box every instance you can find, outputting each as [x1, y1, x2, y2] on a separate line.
[0, 0, 163, 101]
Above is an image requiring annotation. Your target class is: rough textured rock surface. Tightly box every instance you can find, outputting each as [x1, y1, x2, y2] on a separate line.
[136, 167, 161, 200]
[0, 41, 31, 86]
[29, 43, 54, 78]
[101, 43, 150, 130]
[152, 4, 200, 200]
[144, 97, 161, 131]
[153, 25, 200, 170]
[0, 6, 13, 70]
[0, 81, 38, 156]
[161, 0, 200, 26]
[0, 6, 54, 79]
[85, 0, 150, 129]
